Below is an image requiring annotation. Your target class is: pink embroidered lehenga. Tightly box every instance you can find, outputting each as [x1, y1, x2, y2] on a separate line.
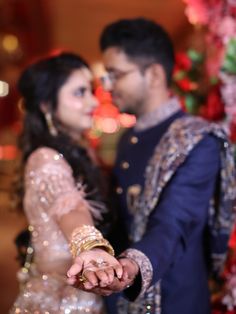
[10, 147, 105, 313]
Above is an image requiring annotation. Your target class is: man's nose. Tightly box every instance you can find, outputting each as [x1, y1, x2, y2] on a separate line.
[101, 75, 113, 92]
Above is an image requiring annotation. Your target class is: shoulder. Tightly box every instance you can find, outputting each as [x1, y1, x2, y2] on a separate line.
[170, 115, 226, 146]
[172, 115, 225, 136]
[170, 115, 209, 133]
[182, 133, 221, 175]
[25, 147, 71, 175]
[191, 134, 221, 161]
[27, 147, 63, 166]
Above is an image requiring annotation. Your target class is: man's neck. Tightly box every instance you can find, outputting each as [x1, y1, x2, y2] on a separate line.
[136, 87, 171, 118]
[134, 96, 181, 132]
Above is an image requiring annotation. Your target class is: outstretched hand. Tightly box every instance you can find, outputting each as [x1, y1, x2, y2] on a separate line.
[67, 254, 139, 296]
[67, 248, 123, 290]
[86, 257, 139, 296]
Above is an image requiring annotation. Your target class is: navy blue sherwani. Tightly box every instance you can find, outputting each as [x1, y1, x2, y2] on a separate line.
[106, 110, 222, 314]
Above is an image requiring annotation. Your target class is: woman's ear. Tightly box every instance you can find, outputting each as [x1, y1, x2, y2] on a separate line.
[39, 102, 49, 114]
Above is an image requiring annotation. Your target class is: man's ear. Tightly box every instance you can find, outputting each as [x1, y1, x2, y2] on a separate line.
[146, 64, 166, 88]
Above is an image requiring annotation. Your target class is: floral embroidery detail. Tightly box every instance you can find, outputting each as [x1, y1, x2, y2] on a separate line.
[121, 248, 153, 297]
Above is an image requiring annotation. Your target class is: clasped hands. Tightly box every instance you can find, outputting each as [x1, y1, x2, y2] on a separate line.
[67, 248, 139, 296]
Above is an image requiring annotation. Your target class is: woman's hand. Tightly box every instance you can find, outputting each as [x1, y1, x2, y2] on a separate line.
[92, 257, 139, 295]
[68, 256, 139, 296]
[67, 248, 123, 290]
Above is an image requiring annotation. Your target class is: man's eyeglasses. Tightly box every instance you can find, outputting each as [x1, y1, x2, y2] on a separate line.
[106, 68, 139, 83]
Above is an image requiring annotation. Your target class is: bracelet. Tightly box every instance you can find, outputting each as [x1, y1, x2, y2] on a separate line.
[81, 238, 115, 256]
[69, 225, 115, 258]
[70, 234, 103, 256]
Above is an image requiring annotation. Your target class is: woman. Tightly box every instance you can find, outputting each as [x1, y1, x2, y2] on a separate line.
[10, 52, 122, 313]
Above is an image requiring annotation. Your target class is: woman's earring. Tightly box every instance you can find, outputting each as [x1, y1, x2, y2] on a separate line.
[44, 112, 58, 136]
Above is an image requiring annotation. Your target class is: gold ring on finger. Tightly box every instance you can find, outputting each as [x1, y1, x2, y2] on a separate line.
[78, 272, 86, 283]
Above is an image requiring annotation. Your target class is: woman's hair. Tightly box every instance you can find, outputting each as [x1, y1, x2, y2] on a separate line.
[18, 52, 89, 160]
[16, 52, 109, 229]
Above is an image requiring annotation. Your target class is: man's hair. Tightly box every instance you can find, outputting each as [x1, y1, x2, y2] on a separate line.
[100, 17, 175, 85]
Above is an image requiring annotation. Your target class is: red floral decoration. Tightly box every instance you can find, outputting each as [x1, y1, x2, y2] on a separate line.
[173, 49, 225, 121]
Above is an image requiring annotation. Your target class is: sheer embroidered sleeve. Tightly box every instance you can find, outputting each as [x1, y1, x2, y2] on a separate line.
[24, 147, 102, 220]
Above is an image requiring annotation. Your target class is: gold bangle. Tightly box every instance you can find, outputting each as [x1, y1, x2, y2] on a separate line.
[69, 225, 103, 258]
[81, 238, 115, 256]
[69, 225, 115, 258]
[71, 225, 103, 243]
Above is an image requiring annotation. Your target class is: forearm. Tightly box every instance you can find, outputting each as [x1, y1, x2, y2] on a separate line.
[131, 222, 182, 285]
[57, 205, 94, 241]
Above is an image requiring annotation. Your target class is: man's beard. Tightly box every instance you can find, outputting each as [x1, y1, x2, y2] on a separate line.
[119, 100, 144, 117]
[119, 107, 136, 115]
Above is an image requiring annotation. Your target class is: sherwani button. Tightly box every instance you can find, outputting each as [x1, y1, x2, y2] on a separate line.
[116, 187, 123, 194]
[121, 161, 130, 169]
[130, 136, 138, 144]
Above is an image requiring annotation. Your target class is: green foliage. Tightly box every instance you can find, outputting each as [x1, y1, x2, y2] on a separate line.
[221, 38, 236, 75]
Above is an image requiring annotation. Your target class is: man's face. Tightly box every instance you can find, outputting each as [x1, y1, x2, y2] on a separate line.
[102, 47, 148, 116]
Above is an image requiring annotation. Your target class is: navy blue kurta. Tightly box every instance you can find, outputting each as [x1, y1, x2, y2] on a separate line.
[106, 111, 221, 314]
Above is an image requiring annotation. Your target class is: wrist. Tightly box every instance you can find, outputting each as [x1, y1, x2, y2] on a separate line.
[118, 256, 139, 277]
[69, 225, 115, 258]
[120, 248, 153, 298]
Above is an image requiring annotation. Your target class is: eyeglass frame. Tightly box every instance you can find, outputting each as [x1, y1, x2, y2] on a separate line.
[105, 61, 154, 83]
[106, 68, 140, 83]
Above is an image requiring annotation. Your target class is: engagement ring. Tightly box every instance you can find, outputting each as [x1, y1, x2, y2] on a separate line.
[91, 258, 109, 268]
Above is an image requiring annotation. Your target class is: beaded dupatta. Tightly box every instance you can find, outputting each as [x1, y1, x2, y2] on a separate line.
[118, 116, 236, 314]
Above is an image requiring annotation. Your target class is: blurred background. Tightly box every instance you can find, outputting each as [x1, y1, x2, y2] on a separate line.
[1, 0, 236, 312]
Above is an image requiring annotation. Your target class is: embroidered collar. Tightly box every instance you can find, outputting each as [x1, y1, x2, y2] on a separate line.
[134, 97, 182, 132]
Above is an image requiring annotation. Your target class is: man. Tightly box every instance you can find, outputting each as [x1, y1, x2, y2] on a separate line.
[69, 18, 236, 314]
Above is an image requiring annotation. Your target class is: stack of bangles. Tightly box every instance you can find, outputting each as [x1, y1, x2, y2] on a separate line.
[69, 225, 115, 259]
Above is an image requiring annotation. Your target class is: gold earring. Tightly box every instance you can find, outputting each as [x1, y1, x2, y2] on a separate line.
[44, 112, 58, 136]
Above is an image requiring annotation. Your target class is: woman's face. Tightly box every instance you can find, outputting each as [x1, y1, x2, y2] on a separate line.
[55, 67, 98, 133]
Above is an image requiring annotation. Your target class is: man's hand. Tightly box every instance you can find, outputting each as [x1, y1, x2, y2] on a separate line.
[118, 257, 139, 283]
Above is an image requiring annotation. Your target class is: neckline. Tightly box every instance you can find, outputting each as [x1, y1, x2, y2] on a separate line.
[134, 97, 182, 132]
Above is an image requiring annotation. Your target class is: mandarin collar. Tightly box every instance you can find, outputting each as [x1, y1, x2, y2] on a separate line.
[134, 97, 182, 132]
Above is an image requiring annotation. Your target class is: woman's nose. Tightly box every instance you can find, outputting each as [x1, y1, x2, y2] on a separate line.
[91, 95, 99, 108]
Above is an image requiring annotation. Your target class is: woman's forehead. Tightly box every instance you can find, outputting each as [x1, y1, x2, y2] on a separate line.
[66, 67, 93, 85]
